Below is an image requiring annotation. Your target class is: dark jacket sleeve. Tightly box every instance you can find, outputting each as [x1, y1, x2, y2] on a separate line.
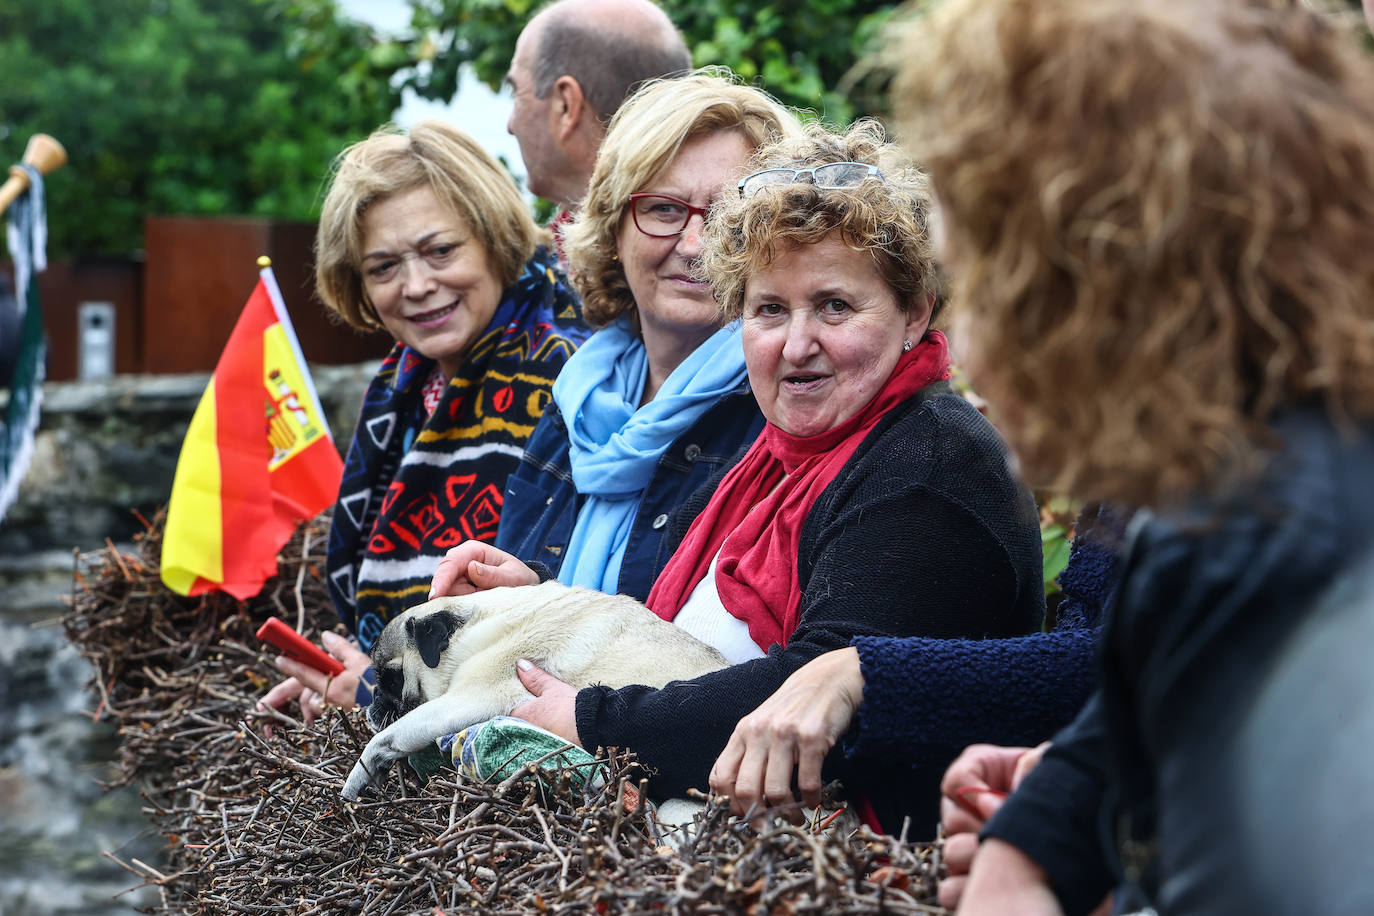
[494, 403, 580, 574]
[574, 398, 1037, 801]
[980, 692, 1118, 916]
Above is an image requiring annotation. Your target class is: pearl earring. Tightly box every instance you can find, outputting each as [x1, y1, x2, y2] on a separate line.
[902, 339, 913, 352]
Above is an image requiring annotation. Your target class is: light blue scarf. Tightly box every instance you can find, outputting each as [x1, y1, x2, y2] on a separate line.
[554, 318, 748, 592]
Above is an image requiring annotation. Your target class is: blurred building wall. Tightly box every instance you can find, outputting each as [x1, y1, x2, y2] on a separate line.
[3, 216, 392, 383]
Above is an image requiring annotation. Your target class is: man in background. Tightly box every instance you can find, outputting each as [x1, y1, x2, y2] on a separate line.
[505, 0, 691, 212]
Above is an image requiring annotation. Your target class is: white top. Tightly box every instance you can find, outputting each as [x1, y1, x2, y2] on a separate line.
[673, 550, 767, 664]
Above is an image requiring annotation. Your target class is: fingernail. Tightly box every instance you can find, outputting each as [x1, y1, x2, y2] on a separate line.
[473, 562, 488, 575]
[273, 657, 287, 670]
[321, 631, 338, 645]
[517, 658, 533, 671]
[428, 588, 437, 599]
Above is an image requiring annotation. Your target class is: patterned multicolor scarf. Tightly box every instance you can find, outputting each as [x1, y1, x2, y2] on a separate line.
[326, 248, 588, 650]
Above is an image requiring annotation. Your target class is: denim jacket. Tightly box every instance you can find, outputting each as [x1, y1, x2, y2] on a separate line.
[493, 380, 765, 601]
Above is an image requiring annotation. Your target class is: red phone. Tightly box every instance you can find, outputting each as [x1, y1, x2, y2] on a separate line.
[256, 617, 345, 676]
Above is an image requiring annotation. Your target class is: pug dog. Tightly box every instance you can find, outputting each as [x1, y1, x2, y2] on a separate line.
[341, 580, 730, 800]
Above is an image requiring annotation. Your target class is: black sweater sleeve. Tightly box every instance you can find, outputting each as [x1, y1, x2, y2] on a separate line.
[981, 692, 1118, 916]
[839, 504, 1128, 771]
[574, 397, 1039, 799]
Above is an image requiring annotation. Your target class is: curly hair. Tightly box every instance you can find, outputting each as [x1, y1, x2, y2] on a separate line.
[315, 120, 544, 332]
[702, 119, 943, 325]
[890, 0, 1374, 507]
[562, 68, 802, 327]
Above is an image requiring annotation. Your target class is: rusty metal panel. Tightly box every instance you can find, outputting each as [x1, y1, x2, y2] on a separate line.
[142, 216, 390, 375]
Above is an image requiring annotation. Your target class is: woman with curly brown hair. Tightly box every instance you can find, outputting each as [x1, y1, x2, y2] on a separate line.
[893, 0, 1374, 912]
[487, 120, 1045, 836]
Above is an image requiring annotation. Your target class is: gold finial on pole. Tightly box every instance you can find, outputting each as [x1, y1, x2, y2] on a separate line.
[257, 255, 272, 268]
[0, 134, 68, 218]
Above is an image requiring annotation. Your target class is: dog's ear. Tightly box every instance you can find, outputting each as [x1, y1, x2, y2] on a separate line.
[406, 610, 462, 669]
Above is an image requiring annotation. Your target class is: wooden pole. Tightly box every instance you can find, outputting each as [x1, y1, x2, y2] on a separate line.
[0, 134, 67, 218]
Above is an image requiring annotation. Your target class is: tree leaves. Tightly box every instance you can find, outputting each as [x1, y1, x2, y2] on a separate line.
[1, 0, 407, 256]
[406, 0, 901, 125]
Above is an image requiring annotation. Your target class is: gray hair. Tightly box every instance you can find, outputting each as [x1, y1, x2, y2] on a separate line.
[533, 14, 691, 121]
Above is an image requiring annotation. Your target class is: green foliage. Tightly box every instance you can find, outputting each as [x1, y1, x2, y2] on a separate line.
[672, 0, 900, 122]
[1040, 524, 1072, 597]
[0, 0, 411, 257]
[1039, 492, 1079, 597]
[406, 0, 901, 124]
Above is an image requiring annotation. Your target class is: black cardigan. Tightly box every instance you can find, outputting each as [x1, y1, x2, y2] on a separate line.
[572, 383, 1045, 832]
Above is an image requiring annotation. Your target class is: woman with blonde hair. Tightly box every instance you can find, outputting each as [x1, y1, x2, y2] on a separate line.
[259, 120, 588, 721]
[893, 0, 1374, 911]
[432, 71, 798, 601]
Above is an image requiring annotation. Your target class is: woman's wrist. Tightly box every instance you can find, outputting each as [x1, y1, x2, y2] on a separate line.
[960, 838, 1062, 914]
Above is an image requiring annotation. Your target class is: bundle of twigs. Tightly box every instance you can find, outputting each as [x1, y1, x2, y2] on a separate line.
[132, 710, 945, 914]
[61, 509, 336, 794]
[62, 511, 949, 914]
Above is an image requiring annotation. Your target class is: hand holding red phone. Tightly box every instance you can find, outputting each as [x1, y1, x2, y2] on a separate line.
[256, 622, 372, 730]
[256, 617, 345, 676]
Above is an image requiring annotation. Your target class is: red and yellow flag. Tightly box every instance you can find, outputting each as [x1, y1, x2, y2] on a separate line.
[161, 260, 343, 598]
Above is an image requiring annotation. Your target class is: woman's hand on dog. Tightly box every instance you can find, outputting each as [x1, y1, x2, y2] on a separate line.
[709, 646, 865, 822]
[509, 658, 583, 748]
[257, 632, 373, 731]
[430, 540, 541, 598]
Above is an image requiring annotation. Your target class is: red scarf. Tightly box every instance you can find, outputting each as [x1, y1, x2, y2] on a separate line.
[647, 332, 951, 649]
[549, 208, 575, 268]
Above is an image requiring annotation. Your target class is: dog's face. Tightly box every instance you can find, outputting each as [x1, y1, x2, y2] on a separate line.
[366, 603, 467, 732]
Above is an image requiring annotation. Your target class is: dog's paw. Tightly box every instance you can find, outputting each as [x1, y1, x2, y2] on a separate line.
[341, 733, 405, 800]
[341, 757, 389, 801]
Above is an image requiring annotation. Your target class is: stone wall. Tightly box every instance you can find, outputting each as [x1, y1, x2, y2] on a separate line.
[0, 362, 378, 557]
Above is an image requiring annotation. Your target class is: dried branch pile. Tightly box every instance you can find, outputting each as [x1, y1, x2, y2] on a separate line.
[63, 512, 949, 915]
[62, 511, 337, 795]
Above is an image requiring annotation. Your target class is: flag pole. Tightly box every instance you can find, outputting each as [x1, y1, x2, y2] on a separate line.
[256, 255, 333, 439]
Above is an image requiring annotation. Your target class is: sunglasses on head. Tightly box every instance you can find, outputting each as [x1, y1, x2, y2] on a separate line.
[737, 161, 885, 198]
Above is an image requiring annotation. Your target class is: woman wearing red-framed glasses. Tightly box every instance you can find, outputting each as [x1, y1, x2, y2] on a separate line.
[432, 70, 803, 604]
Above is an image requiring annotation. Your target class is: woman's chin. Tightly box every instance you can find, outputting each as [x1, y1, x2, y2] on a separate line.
[406, 329, 473, 367]
[639, 292, 722, 336]
[770, 411, 835, 439]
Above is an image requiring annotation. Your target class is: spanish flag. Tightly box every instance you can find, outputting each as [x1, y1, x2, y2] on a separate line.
[161, 259, 343, 598]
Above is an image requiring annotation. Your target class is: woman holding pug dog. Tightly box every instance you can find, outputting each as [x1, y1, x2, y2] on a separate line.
[258, 120, 588, 724]
[440, 122, 1045, 836]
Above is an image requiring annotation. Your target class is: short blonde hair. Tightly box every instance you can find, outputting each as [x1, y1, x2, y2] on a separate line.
[702, 119, 942, 324]
[563, 68, 802, 327]
[316, 120, 544, 331]
[892, 0, 1374, 507]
